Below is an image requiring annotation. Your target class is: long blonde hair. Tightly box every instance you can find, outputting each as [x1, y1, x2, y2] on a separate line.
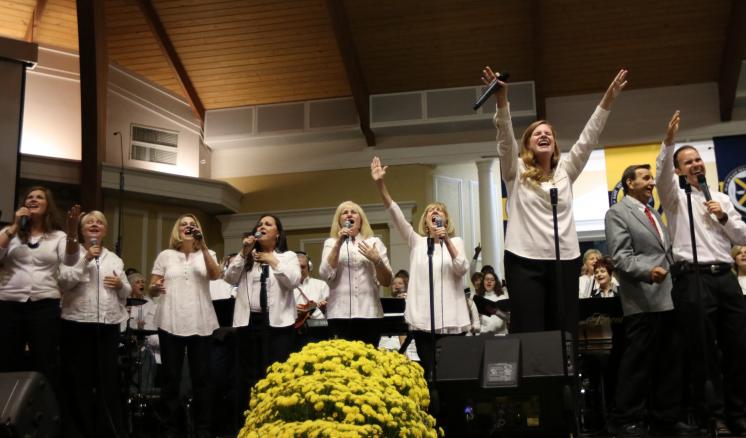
[329, 201, 374, 239]
[416, 202, 456, 237]
[520, 120, 561, 184]
[168, 214, 208, 250]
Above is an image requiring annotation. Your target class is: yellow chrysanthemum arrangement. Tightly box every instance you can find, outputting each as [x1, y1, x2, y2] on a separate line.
[238, 339, 443, 437]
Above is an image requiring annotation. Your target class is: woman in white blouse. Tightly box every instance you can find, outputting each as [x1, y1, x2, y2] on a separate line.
[590, 257, 619, 298]
[59, 210, 131, 437]
[149, 214, 221, 438]
[319, 201, 393, 346]
[482, 66, 627, 337]
[223, 214, 300, 419]
[371, 157, 470, 380]
[0, 186, 79, 406]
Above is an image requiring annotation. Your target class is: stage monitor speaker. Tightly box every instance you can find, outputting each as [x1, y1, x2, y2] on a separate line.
[0, 371, 60, 438]
[436, 331, 574, 436]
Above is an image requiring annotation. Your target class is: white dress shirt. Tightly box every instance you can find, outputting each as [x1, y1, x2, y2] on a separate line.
[319, 236, 391, 319]
[209, 278, 236, 300]
[387, 202, 471, 333]
[294, 277, 330, 320]
[495, 104, 610, 260]
[579, 274, 620, 299]
[738, 276, 746, 295]
[151, 248, 219, 336]
[479, 290, 510, 335]
[224, 251, 301, 328]
[656, 144, 746, 264]
[59, 247, 131, 324]
[0, 229, 77, 301]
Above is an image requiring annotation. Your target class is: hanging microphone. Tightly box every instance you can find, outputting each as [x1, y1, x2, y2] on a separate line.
[697, 175, 712, 202]
[473, 72, 510, 110]
[550, 188, 558, 207]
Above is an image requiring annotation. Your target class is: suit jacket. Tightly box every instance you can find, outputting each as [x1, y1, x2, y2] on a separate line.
[604, 195, 675, 316]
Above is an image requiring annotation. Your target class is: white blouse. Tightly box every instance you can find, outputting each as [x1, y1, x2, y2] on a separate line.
[151, 249, 219, 336]
[495, 103, 610, 260]
[387, 202, 471, 333]
[0, 229, 77, 301]
[319, 236, 391, 319]
[224, 251, 301, 328]
[59, 247, 132, 324]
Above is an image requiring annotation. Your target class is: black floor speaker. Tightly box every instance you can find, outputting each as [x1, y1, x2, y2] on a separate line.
[435, 331, 575, 437]
[0, 371, 60, 438]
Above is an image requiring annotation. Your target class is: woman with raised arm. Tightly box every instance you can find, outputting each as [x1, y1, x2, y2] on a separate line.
[482, 66, 627, 336]
[0, 187, 79, 404]
[149, 214, 221, 438]
[59, 210, 131, 437]
[371, 157, 470, 379]
[318, 201, 393, 346]
[223, 214, 301, 416]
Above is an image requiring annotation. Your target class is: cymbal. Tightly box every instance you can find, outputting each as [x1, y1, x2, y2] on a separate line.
[130, 328, 158, 337]
[127, 297, 147, 306]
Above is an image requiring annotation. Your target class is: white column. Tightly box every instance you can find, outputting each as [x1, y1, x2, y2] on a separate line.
[476, 159, 502, 277]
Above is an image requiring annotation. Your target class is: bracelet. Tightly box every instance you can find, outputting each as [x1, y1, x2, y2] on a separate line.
[375, 257, 384, 266]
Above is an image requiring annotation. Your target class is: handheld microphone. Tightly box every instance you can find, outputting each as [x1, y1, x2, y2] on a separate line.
[19, 215, 29, 231]
[254, 231, 263, 239]
[192, 229, 203, 240]
[697, 175, 712, 201]
[433, 215, 443, 228]
[473, 72, 510, 110]
[90, 238, 99, 262]
[341, 219, 354, 241]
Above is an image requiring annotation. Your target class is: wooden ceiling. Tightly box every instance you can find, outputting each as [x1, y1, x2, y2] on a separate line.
[0, 0, 743, 120]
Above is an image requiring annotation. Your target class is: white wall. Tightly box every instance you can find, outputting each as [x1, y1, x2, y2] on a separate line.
[20, 47, 206, 178]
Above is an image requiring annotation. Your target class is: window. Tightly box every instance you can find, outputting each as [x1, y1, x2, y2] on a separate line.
[130, 124, 178, 165]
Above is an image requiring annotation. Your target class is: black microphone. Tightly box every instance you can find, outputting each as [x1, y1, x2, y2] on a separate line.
[19, 215, 29, 232]
[549, 188, 558, 206]
[473, 72, 510, 110]
[433, 215, 443, 228]
[697, 175, 712, 201]
[192, 229, 203, 240]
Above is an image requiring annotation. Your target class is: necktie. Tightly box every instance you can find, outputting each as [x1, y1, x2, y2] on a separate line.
[644, 207, 661, 240]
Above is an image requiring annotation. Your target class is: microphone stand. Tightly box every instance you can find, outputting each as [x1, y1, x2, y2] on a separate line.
[426, 235, 440, 416]
[681, 176, 716, 437]
[259, 263, 270, 371]
[550, 187, 578, 434]
[113, 132, 125, 257]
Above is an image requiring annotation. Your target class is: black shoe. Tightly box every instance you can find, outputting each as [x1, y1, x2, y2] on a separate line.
[649, 420, 699, 436]
[610, 422, 646, 438]
[727, 418, 746, 436]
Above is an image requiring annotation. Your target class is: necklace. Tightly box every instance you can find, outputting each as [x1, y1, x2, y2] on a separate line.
[27, 235, 42, 249]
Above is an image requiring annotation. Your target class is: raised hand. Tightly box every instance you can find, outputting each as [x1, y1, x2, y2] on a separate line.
[66, 204, 82, 236]
[481, 66, 507, 106]
[600, 69, 628, 110]
[664, 110, 680, 146]
[371, 156, 387, 182]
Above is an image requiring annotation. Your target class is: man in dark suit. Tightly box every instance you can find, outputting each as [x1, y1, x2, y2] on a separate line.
[605, 164, 696, 437]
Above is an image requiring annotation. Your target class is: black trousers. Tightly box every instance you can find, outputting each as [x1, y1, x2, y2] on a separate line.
[235, 313, 294, 428]
[158, 329, 213, 437]
[0, 299, 61, 386]
[327, 317, 382, 347]
[672, 270, 746, 421]
[504, 251, 581, 339]
[60, 320, 126, 438]
[613, 311, 683, 425]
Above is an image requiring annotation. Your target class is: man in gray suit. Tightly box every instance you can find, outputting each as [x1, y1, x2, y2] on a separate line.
[605, 164, 695, 437]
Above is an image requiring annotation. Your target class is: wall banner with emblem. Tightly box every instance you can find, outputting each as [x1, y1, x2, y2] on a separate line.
[714, 134, 746, 219]
[603, 143, 661, 210]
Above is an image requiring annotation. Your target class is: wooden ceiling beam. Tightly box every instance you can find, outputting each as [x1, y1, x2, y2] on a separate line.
[530, 0, 545, 120]
[718, 0, 746, 122]
[24, 0, 48, 42]
[326, 0, 375, 146]
[134, 0, 205, 126]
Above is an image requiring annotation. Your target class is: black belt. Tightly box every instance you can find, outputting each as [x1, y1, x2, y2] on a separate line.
[672, 261, 732, 276]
